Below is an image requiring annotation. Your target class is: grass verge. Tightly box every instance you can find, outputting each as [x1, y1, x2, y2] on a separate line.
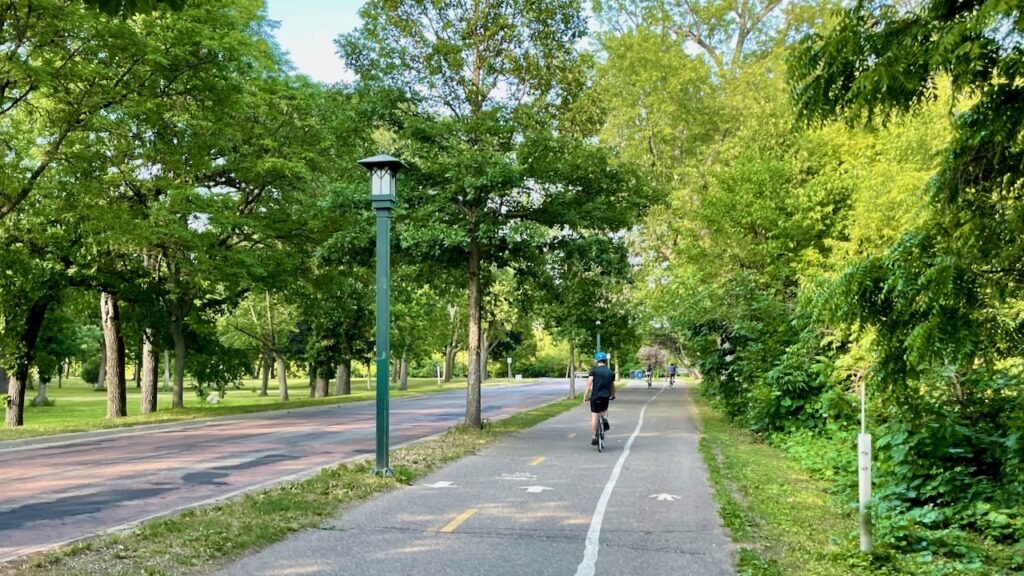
[692, 386, 870, 576]
[0, 397, 578, 576]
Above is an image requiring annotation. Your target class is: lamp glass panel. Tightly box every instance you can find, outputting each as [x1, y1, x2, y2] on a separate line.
[371, 169, 395, 196]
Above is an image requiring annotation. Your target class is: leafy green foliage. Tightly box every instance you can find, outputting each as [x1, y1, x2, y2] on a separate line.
[84, 0, 186, 15]
[601, 0, 1022, 571]
[339, 0, 653, 426]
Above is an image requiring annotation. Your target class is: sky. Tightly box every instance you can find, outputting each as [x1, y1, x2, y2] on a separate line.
[264, 0, 364, 84]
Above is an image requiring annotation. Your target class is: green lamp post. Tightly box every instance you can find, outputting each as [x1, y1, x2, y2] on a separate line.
[596, 319, 602, 354]
[358, 153, 404, 477]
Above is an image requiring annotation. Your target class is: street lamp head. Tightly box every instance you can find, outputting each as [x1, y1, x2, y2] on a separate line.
[357, 154, 405, 205]
[357, 153, 405, 174]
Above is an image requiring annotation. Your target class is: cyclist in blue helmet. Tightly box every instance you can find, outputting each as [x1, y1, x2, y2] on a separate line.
[583, 351, 616, 446]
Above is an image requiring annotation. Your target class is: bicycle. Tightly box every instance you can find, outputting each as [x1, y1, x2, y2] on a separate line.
[646, 371, 652, 389]
[596, 414, 607, 452]
[669, 372, 675, 387]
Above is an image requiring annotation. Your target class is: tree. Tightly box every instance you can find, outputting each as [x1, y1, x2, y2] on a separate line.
[638, 344, 669, 372]
[0, 1, 178, 221]
[789, 0, 1024, 499]
[221, 292, 299, 398]
[339, 0, 650, 427]
[537, 233, 635, 396]
[30, 304, 82, 406]
[594, 0, 789, 77]
[391, 279, 449, 390]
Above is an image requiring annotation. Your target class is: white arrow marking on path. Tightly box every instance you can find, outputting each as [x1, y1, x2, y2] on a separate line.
[649, 493, 680, 502]
[422, 481, 456, 488]
[522, 486, 554, 493]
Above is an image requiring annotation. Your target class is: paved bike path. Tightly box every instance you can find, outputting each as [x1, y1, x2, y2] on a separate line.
[219, 384, 735, 576]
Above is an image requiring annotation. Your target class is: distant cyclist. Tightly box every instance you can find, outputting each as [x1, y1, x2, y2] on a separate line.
[584, 352, 616, 446]
[668, 363, 677, 387]
[645, 363, 653, 388]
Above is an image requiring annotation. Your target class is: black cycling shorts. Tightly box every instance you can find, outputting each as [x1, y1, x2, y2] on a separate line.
[590, 397, 610, 413]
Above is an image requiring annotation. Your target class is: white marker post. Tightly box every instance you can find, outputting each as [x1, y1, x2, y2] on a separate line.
[858, 375, 872, 553]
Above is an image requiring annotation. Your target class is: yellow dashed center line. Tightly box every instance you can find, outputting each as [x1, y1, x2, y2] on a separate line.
[440, 508, 478, 533]
[529, 456, 545, 466]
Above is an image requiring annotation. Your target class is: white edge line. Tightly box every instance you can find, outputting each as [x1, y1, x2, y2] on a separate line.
[575, 387, 666, 576]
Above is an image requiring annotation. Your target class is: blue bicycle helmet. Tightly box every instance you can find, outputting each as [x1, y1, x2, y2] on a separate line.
[594, 352, 608, 362]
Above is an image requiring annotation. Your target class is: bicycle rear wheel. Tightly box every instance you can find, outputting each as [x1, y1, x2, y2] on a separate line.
[597, 417, 605, 452]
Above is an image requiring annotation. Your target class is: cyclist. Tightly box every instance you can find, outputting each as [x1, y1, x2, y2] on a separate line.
[645, 363, 653, 388]
[668, 362, 677, 387]
[583, 352, 616, 446]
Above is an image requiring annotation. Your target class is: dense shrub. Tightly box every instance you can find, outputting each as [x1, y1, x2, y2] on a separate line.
[81, 357, 101, 385]
[517, 354, 566, 378]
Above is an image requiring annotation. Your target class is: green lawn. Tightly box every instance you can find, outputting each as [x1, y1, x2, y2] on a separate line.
[1, 375, 538, 441]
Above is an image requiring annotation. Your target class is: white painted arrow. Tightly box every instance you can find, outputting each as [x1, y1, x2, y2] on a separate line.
[649, 493, 680, 502]
[522, 485, 554, 493]
[422, 481, 457, 488]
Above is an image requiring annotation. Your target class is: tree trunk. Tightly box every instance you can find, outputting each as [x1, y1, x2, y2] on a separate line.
[133, 341, 142, 388]
[275, 351, 288, 401]
[140, 328, 158, 414]
[31, 377, 49, 406]
[97, 335, 107, 390]
[465, 239, 483, 429]
[313, 365, 329, 398]
[163, 349, 171, 391]
[102, 292, 127, 419]
[568, 341, 576, 399]
[366, 360, 372, 390]
[6, 297, 53, 426]
[399, 355, 408, 391]
[444, 346, 456, 383]
[57, 361, 63, 389]
[170, 311, 186, 409]
[5, 373, 26, 428]
[336, 359, 351, 396]
[259, 350, 270, 396]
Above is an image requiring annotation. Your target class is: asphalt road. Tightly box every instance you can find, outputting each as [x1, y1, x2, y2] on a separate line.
[219, 383, 735, 576]
[0, 379, 570, 563]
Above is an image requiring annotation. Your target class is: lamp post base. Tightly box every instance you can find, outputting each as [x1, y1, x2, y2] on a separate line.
[374, 467, 395, 478]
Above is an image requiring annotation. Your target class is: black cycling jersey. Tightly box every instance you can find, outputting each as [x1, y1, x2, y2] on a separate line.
[589, 365, 615, 399]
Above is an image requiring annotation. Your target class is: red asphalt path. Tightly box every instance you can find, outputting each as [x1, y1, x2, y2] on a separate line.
[0, 380, 569, 563]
